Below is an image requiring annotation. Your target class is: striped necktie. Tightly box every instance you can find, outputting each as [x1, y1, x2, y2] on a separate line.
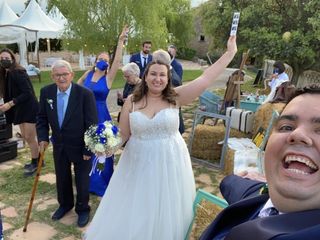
[268, 207, 279, 216]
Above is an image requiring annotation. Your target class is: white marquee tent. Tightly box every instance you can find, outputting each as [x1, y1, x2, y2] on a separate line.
[0, 0, 65, 67]
[48, 5, 68, 29]
[0, 1, 28, 66]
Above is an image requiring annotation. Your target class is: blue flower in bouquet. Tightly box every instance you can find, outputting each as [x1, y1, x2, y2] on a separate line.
[84, 121, 122, 174]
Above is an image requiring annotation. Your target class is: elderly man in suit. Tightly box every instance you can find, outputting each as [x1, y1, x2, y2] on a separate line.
[129, 40, 152, 78]
[37, 60, 98, 228]
[201, 84, 320, 240]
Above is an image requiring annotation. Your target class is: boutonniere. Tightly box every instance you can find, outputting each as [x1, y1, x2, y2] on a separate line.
[47, 98, 53, 110]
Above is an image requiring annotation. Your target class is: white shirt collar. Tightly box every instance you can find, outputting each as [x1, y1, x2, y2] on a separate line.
[140, 51, 149, 58]
[258, 198, 283, 218]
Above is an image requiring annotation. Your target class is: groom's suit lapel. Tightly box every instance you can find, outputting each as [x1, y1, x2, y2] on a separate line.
[47, 85, 60, 128]
[225, 199, 320, 240]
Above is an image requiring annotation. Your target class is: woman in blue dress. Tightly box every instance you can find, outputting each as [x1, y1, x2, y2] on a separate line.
[78, 26, 128, 196]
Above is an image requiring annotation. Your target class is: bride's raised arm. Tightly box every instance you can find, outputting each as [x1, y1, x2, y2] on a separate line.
[176, 36, 237, 106]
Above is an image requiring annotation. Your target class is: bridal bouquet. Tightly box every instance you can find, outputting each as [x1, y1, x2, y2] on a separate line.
[84, 121, 122, 175]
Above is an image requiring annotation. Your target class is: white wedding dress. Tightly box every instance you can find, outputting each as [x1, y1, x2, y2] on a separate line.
[84, 107, 196, 240]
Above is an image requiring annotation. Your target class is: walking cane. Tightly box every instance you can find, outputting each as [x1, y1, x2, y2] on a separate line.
[23, 147, 46, 232]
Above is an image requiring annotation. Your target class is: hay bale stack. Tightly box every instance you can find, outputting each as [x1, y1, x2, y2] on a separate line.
[252, 102, 286, 136]
[191, 124, 224, 163]
[224, 147, 235, 175]
[189, 200, 224, 239]
[229, 128, 250, 138]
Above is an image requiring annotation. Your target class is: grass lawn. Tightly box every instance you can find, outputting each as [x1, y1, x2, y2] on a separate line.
[32, 69, 204, 98]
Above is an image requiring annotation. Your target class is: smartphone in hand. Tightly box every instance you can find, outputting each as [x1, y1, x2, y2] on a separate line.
[230, 12, 240, 36]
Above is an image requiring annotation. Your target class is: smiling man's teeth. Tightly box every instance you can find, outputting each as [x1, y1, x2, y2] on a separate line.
[285, 155, 318, 170]
[287, 168, 309, 175]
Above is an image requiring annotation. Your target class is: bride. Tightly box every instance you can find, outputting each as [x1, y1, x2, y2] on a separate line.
[84, 36, 237, 240]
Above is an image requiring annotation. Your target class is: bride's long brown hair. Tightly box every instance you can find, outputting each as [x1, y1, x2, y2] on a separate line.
[132, 60, 178, 107]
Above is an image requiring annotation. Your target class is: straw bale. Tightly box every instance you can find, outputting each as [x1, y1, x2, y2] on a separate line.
[252, 102, 286, 136]
[224, 147, 235, 175]
[189, 200, 224, 239]
[191, 124, 225, 162]
[229, 129, 250, 138]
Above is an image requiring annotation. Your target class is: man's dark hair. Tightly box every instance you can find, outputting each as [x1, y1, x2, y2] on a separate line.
[273, 61, 286, 74]
[167, 51, 173, 60]
[287, 83, 320, 103]
[142, 41, 152, 47]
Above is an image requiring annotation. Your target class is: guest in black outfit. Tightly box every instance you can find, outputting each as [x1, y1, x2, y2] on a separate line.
[37, 60, 98, 227]
[0, 48, 39, 176]
[117, 62, 141, 122]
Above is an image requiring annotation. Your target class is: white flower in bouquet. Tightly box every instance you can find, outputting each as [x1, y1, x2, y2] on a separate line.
[94, 143, 105, 153]
[84, 121, 122, 174]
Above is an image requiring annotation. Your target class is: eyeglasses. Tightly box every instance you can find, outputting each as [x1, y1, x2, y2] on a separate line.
[53, 72, 71, 79]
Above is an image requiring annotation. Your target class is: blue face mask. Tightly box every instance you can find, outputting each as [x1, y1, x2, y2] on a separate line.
[96, 60, 109, 71]
[273, 68, 279, 74]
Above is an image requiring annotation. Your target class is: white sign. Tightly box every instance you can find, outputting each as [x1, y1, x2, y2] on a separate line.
[230, 12, 240, 36]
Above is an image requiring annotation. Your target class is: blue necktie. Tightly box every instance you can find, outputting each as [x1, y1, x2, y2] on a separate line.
[57, 92, 66, 127]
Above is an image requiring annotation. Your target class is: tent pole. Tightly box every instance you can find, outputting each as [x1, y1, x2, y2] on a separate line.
[26, 39, 29, 64]
[36, 32, 41, 69]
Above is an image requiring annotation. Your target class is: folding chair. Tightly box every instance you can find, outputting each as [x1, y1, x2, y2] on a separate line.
[188, 110, 231, 170]
[185, 189, 228, 240]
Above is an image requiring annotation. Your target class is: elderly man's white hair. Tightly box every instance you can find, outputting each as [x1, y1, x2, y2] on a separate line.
[51, 59, 73, 72]
[152, 49, 171, 65]
[122, 62, 140, 77]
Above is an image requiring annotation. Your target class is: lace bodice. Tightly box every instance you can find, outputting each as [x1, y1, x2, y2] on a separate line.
[129, 108, 179, 140]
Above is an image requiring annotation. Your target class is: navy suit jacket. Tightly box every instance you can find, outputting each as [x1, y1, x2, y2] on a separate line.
[130, 52, 152, 78]
[36, 83, 98, 157]
[200, 175, 320, 240]
[171, 58, 183, 80]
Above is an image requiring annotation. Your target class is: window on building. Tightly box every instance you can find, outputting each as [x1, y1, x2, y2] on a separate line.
[199, 35, 205, 41]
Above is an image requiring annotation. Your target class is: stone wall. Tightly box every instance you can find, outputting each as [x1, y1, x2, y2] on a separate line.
[296, 70, 320, 88]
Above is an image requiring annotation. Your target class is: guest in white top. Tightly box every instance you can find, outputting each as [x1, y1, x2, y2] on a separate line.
[263, 61, 289, 103]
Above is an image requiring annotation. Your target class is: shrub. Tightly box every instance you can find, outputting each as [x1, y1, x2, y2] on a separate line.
[178, 47, 197, 60]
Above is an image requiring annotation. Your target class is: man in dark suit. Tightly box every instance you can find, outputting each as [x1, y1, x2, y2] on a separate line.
[201, 84, 320, 240]
[168, 45, 183, 80]
[37, 60, 98, 228]
[129, 40, 152, 78]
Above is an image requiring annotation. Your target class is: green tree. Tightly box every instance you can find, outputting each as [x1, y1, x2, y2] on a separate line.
[49, 0, 192, 57]
[199, 0, 320, 84]
[164, 0, 194, 47]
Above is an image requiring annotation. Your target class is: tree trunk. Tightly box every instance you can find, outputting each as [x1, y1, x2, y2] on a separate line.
[291, 61, 304, 86]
